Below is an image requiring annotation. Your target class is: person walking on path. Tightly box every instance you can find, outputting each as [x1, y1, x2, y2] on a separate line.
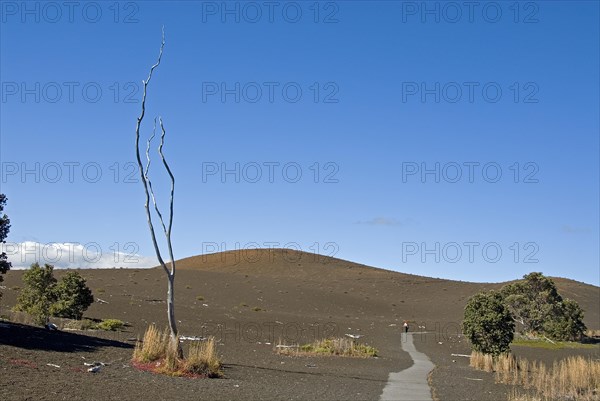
[403, 321, 409, 333]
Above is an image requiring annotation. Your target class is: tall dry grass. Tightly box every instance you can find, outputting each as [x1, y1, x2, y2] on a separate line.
[469, 350, 494, 372]
[585, 329, 600, 338]
[507, 389, 543, 401]
[470, 351, 600, 400]
[133, 325, 170, 362]
[276, 337, 378, 358]
[182, 337, 222, 377]
[132, 325, 222, 377]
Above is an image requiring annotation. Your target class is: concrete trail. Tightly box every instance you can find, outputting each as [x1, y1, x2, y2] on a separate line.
[379, 332, 434, 401]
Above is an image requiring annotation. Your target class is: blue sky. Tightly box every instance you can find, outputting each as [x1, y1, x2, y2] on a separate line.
[1, 1, 598, 285]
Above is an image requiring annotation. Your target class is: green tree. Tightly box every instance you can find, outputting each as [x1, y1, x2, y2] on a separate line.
[501, 272, 586, 341]
[50, 271, 94, 320]
[462, 290, 515, 355]
[14, 263, 57, 325]
[542, 298, 586, 341]
[0, 194, 11, 299]
[501, 272, 563, 333]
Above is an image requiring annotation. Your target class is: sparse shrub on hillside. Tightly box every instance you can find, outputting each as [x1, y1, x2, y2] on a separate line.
[50, 271, 94, 320]
[63, 318, 96, 331]
[14, 264, 94, 325]
[96, 319, 125, 331]
[462, 290, 514, 355]
[196, 295, 204, 301]
[14, 263, 57, 325]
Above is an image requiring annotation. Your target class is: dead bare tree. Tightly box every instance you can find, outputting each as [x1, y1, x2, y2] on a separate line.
[134, 27, 181, 353]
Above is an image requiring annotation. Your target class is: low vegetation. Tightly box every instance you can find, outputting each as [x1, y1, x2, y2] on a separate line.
[276, 337, 378, 358]
[62, 318, 125, 331]
[470, 351, 600, 401]
[13, 263, 93, 325]
[512, 338, 597, 350]
[95, 319, 125, 331]
[132, 325, 222, 378]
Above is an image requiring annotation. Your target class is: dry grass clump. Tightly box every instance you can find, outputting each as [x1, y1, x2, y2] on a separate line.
[470, 350, 599, 400]
[132, 326, 222, 378]
[507, 389, 543, 401]
[469, 350, 494, 372]
[182, 337, 221, 377]
[495, 353, 520, 385]
[276, 337, 378, 358]
[585, 329, 600, 338]
[133, 325, 168, 362]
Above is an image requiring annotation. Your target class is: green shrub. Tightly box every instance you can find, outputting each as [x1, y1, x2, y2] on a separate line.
[96, 319, 125, 331]
[64, 318, 96, 331]
[50, 272, 94, 320]
[462, 290, 514, 356]
[14, 264, 94, 325]
[14, 263, 57, 325]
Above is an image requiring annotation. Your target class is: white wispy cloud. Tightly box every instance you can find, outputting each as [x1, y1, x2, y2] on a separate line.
[561, 225, 591, 234]
[0, 241, 157, 269]
[355, 217, 414, 227]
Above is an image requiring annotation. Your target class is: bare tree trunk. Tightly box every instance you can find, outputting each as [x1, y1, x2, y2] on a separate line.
[134, 27, 182, 357]
[167, 273, 178, 346]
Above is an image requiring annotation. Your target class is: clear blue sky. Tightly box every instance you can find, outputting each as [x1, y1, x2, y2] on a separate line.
[1, 1, 598, 285]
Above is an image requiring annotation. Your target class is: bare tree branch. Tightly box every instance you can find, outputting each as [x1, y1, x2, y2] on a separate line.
[158, 117, 176, 276]
[145, 117, 169, 240]
[134, 27, 169, 276]
[134, 27, 180, 345]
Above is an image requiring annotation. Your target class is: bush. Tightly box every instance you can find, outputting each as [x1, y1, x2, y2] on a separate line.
[50, 272, 94, 320]
[14, 264, 94, 325]
[63, 318, 96, 331]
[96, 319, 125, 331]
[14, 263, 57, 325]
[462, 290, 514, 356]
[542, 298, 586, 341]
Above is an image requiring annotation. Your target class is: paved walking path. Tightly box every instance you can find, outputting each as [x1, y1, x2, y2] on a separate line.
[379, 332, 434, 401]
